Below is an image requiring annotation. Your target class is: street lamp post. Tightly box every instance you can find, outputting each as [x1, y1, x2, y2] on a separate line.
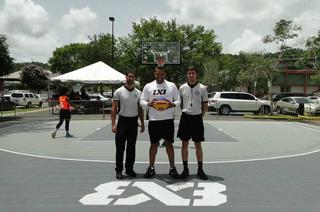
[108, 17, 115, 67]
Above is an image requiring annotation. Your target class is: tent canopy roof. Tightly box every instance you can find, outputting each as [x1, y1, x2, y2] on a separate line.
[50, 61, 134, 84]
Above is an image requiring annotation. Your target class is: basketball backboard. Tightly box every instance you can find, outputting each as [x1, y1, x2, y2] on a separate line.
[141, 42, 180, 65]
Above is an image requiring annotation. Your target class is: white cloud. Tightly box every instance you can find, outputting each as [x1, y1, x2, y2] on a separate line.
[292, 10, 320, 48]
[228, 29, 270, 54]
[163, 0, 320, 54]
[0, 2, 98, 62]
[164, 0, 289, 26]
[60, 7, 97, 44]
[9, 33, 60, 62]
[62, 7, 97, 29]
[2, 0, 49, 37]
[0, 0, 60, 62]
[2, 0, 320, 62]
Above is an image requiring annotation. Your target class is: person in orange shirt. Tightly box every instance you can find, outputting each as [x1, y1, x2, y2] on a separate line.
[52, 88, 74, 138]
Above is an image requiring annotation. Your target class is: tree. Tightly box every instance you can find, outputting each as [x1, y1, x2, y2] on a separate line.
[305, 30, 320, 70]
[216, 54, 241, 91]
[14, 62, 49, 72]
[201, 59, 219, 91]
[48, 34, 116, 75]
[118, 18, 222, 86]
[263, 19, 302, 52]
[202, 55, 239, 91]
[20, 64, 49, 92]
[48, 43, 87, 74]
[263, 19, 302, 96]
[0, 34, 14, 76]
[302, 31, 320, 82]
[85, 33, 115, 65]
[235, 53, 278, 95]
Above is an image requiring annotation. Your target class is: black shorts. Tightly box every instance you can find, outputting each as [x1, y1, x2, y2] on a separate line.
[148, 119, 174, 144]
[60, 109, 71, 119]
[177, 113, 204, 142]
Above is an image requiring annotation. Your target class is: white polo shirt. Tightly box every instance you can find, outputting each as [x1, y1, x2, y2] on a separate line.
[140, 80, 181, 121]
[179, 82, 208, 115]
[113, 86, 141, 117]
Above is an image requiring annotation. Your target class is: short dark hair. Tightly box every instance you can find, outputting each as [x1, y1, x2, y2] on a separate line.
[61, 87, 69, 95]
[125, 71, 136, 76]
[155, 66, 166, 72]
[186, 66, 198, 74]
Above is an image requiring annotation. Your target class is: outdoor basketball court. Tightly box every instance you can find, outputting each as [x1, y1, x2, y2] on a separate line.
[1, 118, 320, 211]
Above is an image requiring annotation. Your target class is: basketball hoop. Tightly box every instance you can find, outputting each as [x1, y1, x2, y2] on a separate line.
[141, 42, 180, 65]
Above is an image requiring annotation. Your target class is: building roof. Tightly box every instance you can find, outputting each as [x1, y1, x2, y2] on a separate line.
[0, 70, 54, 81]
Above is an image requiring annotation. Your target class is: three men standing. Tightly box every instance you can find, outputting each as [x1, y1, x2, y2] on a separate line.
[112, 66, 208, 180]
[111, 72, 145, 179]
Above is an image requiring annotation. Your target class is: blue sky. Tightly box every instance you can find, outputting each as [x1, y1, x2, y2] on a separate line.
[1, 0, 320, 63]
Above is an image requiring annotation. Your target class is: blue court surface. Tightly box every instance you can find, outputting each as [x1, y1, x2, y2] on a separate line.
[1, 119, 320, 212]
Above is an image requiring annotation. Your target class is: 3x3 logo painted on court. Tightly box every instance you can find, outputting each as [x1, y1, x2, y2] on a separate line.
[79, 181, 227, 206]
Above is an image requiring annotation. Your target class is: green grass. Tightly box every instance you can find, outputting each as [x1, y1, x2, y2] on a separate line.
[0, 106, 48, 115]
[244, 114, 320, 121]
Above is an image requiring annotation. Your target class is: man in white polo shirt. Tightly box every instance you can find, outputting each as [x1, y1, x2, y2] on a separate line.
[111, 71, 145, 179]
[140, 66, 181, 178]
[178, 66, 209, 180]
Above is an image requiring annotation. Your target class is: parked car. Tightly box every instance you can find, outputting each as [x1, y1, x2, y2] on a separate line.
[103, 91, 113, 98]
[89, 93, 109, 100]
[35, 93, 48, 102]
[4, 90, 43, 107]
[75, 93, 112, 114]
[272, 92, 305, 102]
[0, 96, 15, 111]
[208, 92, 216, 111]
[275, 96, 320, 115]
[307, 96, 320, 104]
[89, 93, 112, 106]
[48, 93, 60, 107]
[208, 91, 271, 115]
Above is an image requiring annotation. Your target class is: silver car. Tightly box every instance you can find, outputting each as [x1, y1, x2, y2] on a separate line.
[275, 96, 320, 115]
[307, 96, 320, 104]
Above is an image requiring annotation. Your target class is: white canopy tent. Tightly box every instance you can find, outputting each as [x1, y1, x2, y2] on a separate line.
[50, 61, 138, 85]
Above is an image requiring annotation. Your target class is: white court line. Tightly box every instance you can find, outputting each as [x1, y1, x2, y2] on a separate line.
[1, 147, 320, 164]
[293, 123, 320, 133]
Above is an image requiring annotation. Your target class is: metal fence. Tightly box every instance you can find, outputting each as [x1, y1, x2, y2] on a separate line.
[2, 100, 314, 122]
[0, 100, 113, 121]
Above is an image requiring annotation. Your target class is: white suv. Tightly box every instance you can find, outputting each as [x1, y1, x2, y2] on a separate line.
[208, 91, 271, 115]
[4, 90, 43, 107]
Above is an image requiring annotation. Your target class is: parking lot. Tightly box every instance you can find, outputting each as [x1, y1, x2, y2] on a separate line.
[1, 116, 320, 212]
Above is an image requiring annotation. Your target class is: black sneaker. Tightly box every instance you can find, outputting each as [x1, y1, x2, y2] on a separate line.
[116, 171, 123, 179]
[179, 168, 189, 179]
[197, 168, 208, 180]
[169, 167, 180, 179]
[144, 166, 155, 178]
[125, 169, 137, 177]
[65, 133, 74, 138]
[51, 131, 56, 139]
